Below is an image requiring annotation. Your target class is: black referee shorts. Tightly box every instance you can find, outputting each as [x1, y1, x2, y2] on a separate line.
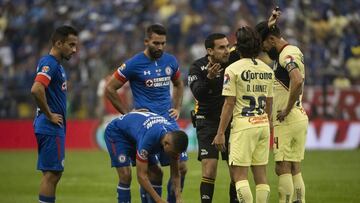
[196, 118, 230, 161]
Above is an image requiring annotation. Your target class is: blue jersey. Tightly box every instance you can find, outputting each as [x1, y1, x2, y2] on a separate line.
[33, 55, 67, 136]
[114, 52, 180, 124]
[106, 112, 176, 162]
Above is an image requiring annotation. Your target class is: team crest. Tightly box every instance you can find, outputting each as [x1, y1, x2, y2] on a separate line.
[62, 81, 67, 91]
[165, 66, 172, 76]
[139, 149, 149, 160]
[118, 154, 126, 163]
[223, 73, 230, 85]
[41, 66, 50, 73]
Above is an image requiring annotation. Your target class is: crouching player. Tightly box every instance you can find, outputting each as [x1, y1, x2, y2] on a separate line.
[104, 111, 188, 203]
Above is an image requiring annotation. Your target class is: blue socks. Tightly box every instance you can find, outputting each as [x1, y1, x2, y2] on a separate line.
[117, 183, 131, 203]
[140, 181, 162, 203]
[167, 175, 185, 203]
[39, 195, 55, 203]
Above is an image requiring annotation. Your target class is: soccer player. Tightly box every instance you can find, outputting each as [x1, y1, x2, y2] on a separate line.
[188, 33, 240, 203]
[31, 25, 78, 203]
[104, 111, 188, 203]
[105, 24, 187, 203]
[213, 26, 274, 203]
[256, 9, 308, 203]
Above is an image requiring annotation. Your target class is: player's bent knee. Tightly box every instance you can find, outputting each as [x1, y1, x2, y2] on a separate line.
[117, 167, 132, 184]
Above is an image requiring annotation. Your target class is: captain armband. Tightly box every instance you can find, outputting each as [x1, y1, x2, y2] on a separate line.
[285, 62, 299, 73]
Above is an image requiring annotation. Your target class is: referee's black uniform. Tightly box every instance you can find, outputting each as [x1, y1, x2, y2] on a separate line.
[188, 50, 239, 161]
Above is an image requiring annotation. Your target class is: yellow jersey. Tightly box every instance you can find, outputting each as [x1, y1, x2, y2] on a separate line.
[273, 45, 308, 126]
[222, 58, 274, 132]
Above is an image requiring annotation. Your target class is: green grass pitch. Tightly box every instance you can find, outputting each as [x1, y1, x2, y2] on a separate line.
[0, 150, 359, 203]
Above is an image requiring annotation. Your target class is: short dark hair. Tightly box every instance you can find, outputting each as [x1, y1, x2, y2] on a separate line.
[51, 25, 78, 45]
[235, 26, 262, 58]
[205, 33, 226, 49]
[170, 130, 188, 153]
[146, 24, 167, 38]
[255, 21, 281, 42]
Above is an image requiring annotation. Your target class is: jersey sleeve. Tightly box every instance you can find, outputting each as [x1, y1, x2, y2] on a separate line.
[170, 56, 180, 81]
[34, 61, 57, 87]
[279, 48, 301, 73]
[113, 60, 133, 83]
[222, 67, 237, 97]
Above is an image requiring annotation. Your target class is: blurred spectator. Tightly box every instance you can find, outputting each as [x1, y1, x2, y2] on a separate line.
[0, 0, 359, 119]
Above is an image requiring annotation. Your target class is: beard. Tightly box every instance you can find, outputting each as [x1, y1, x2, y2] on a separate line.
[149, 48, 163, 59]
[266, 47, 279, 61]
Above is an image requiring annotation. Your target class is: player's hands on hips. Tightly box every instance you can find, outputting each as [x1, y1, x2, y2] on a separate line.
[276, 109, 290, 122]
[49, 113, 63, 126]
[268, 6, 281, 28]
[169, 108, 180, 120]
[206, 62, 223, 80]
[212, 133, 226, 152]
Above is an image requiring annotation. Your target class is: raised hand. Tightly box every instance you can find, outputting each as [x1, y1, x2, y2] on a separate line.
[268, 6, 281, 28]
[206, 62, 223, 80]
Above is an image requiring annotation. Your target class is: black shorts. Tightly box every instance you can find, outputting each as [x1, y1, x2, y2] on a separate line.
[196, 118, 230, 161]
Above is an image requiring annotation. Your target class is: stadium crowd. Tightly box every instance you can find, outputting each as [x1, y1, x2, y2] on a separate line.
[0, 0, 359, 119]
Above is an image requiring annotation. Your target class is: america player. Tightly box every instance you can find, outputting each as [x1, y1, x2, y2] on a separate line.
[256, 9, 308, 203]
[213, 26, 274, 203]
[104, 112, 188, 203]
[105, 24, 187, 203]
[31, 25, 78, 203]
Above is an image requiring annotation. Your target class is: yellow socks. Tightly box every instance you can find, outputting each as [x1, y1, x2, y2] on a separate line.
[292, 173, 305, 203]
[256, 184, 270, 203]
[236, 180, 253, 203]
[278, 173, 293, 203]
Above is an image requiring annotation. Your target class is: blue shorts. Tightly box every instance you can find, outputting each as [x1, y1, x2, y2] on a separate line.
[35, 134, 65, 171]
[104, 127, 158, 167]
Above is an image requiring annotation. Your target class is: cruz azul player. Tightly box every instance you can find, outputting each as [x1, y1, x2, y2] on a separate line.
[104, 112, 188, 203]
[105, 24, 187, 203]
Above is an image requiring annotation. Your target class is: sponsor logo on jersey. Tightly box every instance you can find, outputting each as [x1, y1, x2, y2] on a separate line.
[156, 68, 162, 76]
[41, 66, 50, 73]
[188, 75, 198, 85]
[165, 66, 172, 75]
[200, 65, 207, 71]
[145, 76, 171, 87]
[223, 73, 230, 85]
[118, 154, 126, 163]
[241, 70, 272, 83]
[144, 70, 151, 75]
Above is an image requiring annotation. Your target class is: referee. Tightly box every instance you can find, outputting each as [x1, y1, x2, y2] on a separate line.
[188, 33, 239, 203]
